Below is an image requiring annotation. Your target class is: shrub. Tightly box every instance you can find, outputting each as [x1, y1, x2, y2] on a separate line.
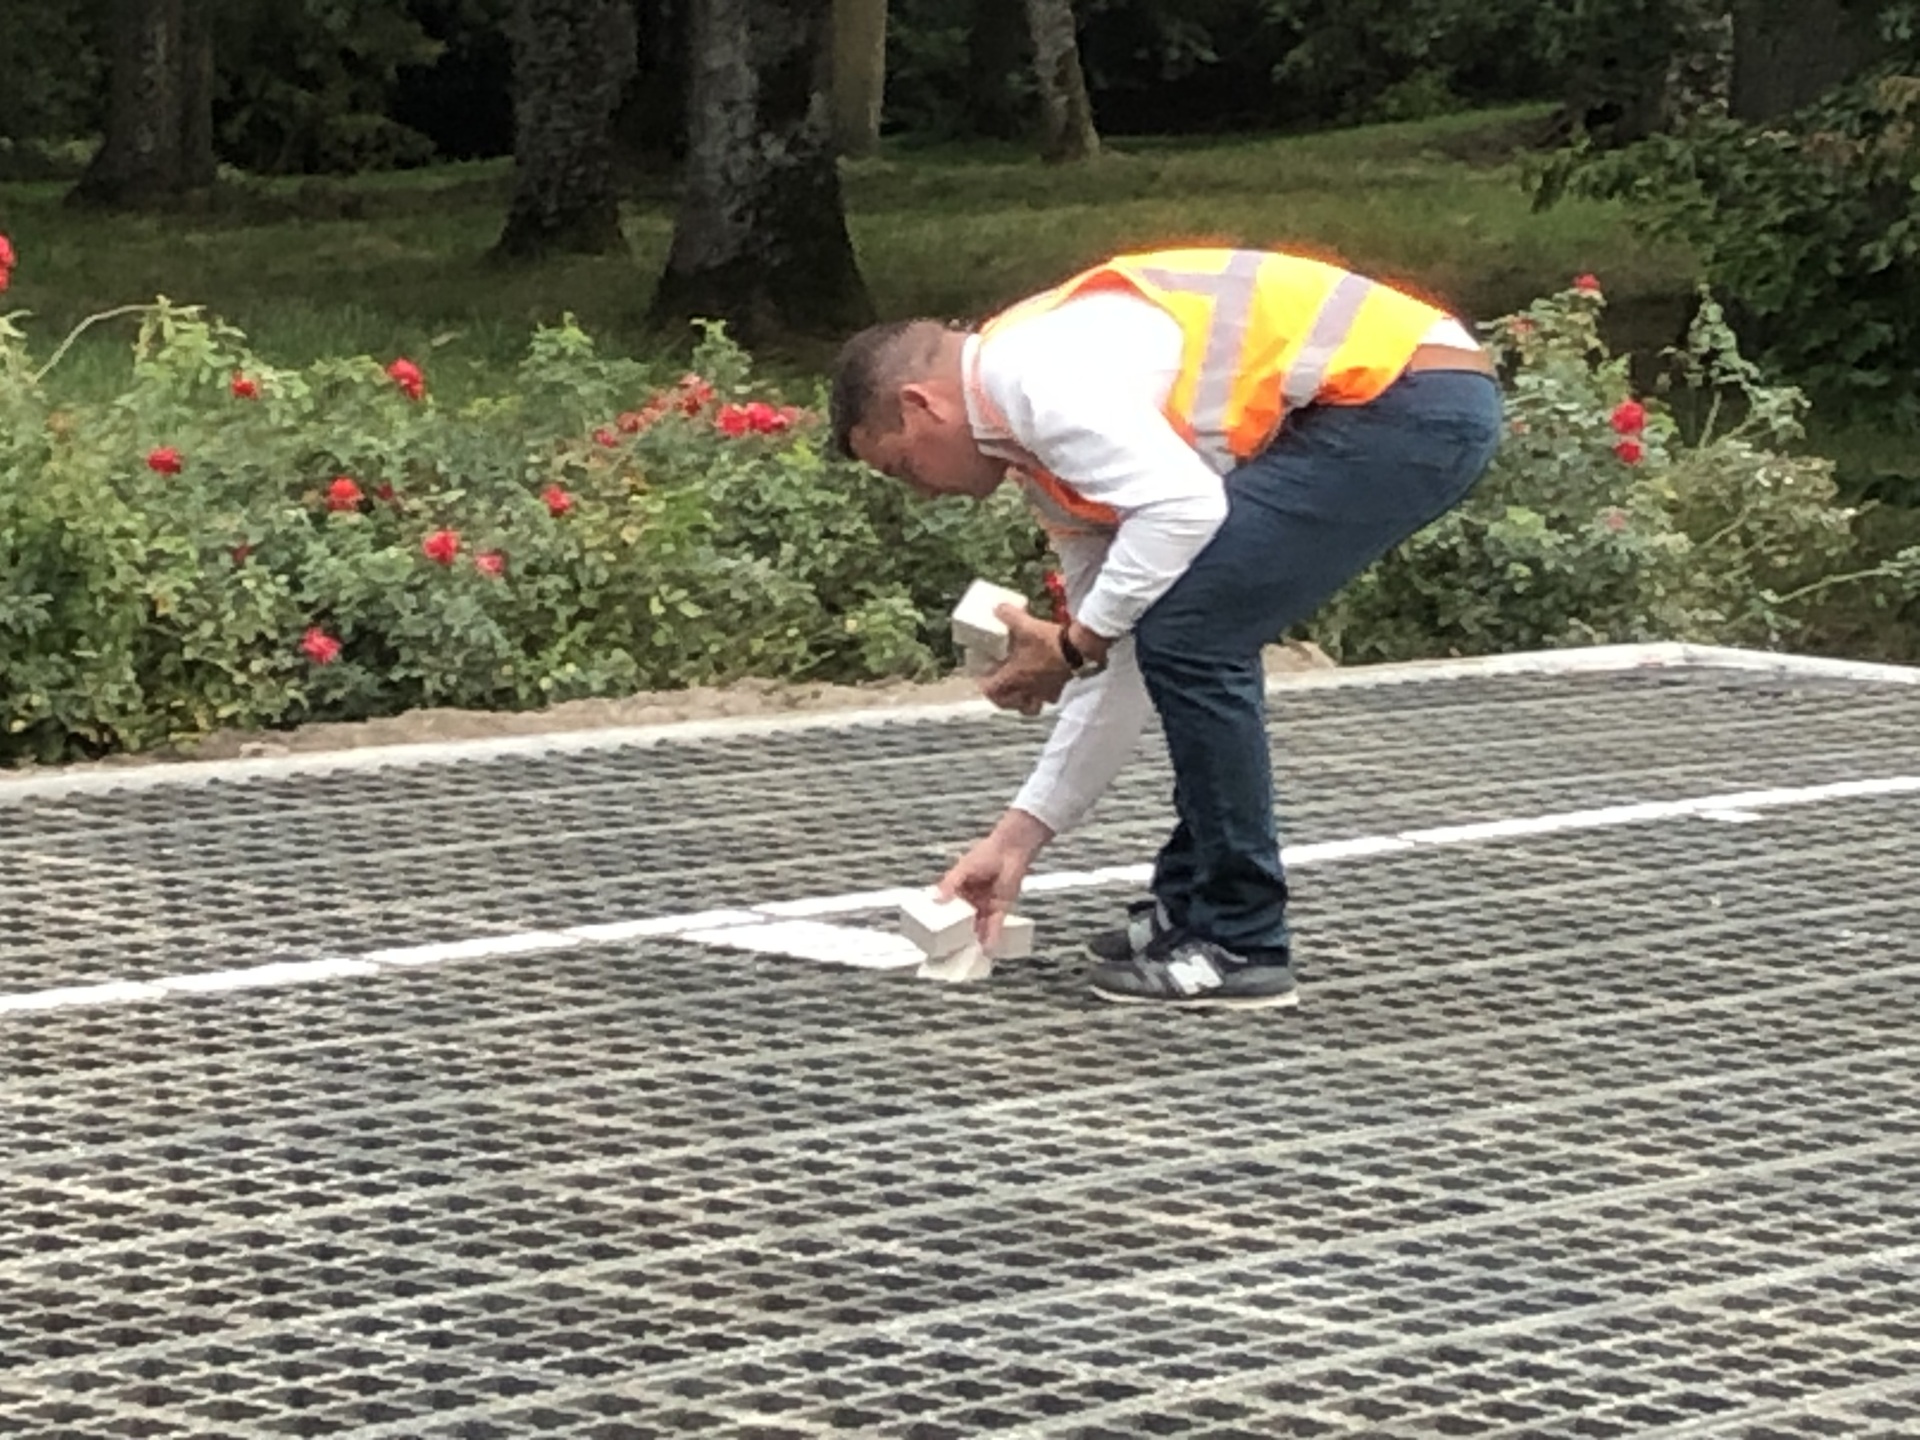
[1533, 72, 1920, 424]
[0, 298, 1046, 763]
[1311, 276, 1920, 661]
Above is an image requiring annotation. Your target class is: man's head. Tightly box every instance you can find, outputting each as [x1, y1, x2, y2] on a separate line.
[828, 319, 1008, 499]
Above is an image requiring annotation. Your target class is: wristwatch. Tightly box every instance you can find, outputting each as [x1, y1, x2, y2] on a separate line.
[1057, 625, 1108, 680]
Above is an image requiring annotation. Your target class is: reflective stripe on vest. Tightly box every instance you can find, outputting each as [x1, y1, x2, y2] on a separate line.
[1133, 251, 1379, 443]
[1284, 272, 1376, 409]
[1134, 249, 1264, 470]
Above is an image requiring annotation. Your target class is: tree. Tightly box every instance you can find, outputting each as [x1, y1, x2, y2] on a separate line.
[651, 0, 873, 338]
[69, 0, 214, 208]
[1730, 0, 1890, 121]
[1024, 0, 1098, 160]
[832, 0, 889, 156]
[614, 0, 690, 167]
[494, 0, 637, 258]
[1548, 0, 1691, 146]
[967, 0, 1030, 138]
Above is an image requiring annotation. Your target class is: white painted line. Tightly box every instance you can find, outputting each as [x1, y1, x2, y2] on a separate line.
[362, 931, 583, 967]
[679, 919, 923, 970]
[756, 888, 923, 919]
[157, 958, 381, 993]
[2, 772, 1915, 1019]
[565, 909, 761, 942]
[0, 979, 166, 1013]
[1286, 836, 1418, 864]
[1, 643, 1912, 803]
[1021, 865, 1152, 893]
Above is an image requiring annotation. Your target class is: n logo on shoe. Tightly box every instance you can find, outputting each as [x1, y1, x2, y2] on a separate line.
[1164, 952, 1221, 996]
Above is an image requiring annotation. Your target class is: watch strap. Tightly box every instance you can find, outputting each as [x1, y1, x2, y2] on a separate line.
[1058, 625, 1106, 678]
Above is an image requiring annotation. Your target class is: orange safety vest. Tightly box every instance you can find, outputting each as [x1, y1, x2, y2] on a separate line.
[965, 247, 1450, 539]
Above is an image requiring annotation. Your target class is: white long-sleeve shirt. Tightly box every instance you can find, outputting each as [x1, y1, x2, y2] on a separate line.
[963, 291, 1219, 836]
[965, 289, 1477, 835]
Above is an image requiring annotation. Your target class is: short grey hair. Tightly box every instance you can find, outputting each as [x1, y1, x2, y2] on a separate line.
[828, 319, 954, 460]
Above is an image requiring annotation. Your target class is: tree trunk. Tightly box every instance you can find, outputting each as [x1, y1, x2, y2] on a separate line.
[615, 0, 690, 172]
[650, 0, 874, 340]
[1024, 0, 1098, 162]
[494, 0, 638, 260]
[70, 0, 214, 209]
[1730, 0, 1887, 122]
[1559, 0, 1683, 148]
[179, 0, 216, 188]
[967, 0, 1030, 140]
[831, 0, 887, 157]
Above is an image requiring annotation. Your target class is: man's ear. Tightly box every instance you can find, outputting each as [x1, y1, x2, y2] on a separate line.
[898, 382, 939, 421]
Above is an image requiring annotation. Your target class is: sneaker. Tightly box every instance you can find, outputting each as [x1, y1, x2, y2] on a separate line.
[1084, 898, 1177, 964]
[1089, 936, 1299, 1009]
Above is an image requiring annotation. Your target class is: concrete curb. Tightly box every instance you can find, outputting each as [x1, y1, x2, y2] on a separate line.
[1, 643, 1914, 804]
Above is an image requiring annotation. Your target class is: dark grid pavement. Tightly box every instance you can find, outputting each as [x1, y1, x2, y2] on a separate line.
[2, 667, 1918, 1438]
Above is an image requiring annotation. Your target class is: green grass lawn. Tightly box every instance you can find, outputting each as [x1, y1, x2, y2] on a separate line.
[0, 106, 1700, 402]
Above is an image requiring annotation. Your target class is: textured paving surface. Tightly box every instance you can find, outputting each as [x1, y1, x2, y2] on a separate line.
[2, 668, 1918, 1438]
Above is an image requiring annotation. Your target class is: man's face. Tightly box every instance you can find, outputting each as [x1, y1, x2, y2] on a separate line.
[851, 386, 1006, 501]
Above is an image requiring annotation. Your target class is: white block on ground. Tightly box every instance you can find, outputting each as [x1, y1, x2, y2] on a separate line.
[917, 940, 994, 984]
[899, 890, 976, 956]
[950, 578, 1028, 662]
[989, 915, 1035, 960]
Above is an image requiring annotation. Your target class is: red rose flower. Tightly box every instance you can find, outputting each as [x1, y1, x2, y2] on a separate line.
[386, 357, 425, 401]
[748, 401, 794, 435]
[300, 627, 342, 665]
[1573, 273, 1602, 293]
[594, 426, 619, 447]
[374, 481, 397, 504]
[1610, 399, 1647, 435]
[326, 476, 364, 512]
[422, 528, 460, 565]
[715, 403, 752, 437]
[0, 233, 14, 291]
[617, 410, 649, 434]
[230, 373, 259, 400]
[1614, 438, 1645, 465]
[475, 550, 507, 578]
[542, 484, 573, 517]
[1042, 570, 1070, 626]
[678, 375, 715, 414]
[146, 447, 183, 475]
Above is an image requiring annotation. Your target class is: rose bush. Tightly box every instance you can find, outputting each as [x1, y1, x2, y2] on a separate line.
[0, 289, 1046, 762]
[1313, 276, 1920, 662]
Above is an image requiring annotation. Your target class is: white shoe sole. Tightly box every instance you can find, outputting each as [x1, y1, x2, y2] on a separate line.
[1089, 986, 1300, 1010]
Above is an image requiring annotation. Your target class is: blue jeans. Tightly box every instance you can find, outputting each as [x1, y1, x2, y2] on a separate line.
[1131, 369, 1504, 955]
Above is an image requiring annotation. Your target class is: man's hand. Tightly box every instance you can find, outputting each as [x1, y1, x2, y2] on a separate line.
[980, 603, 1072, 716]
[937, 809, 1053, 946]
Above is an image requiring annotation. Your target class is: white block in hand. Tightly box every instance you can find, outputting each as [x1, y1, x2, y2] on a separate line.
[899, 890, 976, 957]
[961, 644, 1000, 678]
[950, 578, 1028, 663]
[918, 940, 994, 983]
[989, 914, 1035, 961]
